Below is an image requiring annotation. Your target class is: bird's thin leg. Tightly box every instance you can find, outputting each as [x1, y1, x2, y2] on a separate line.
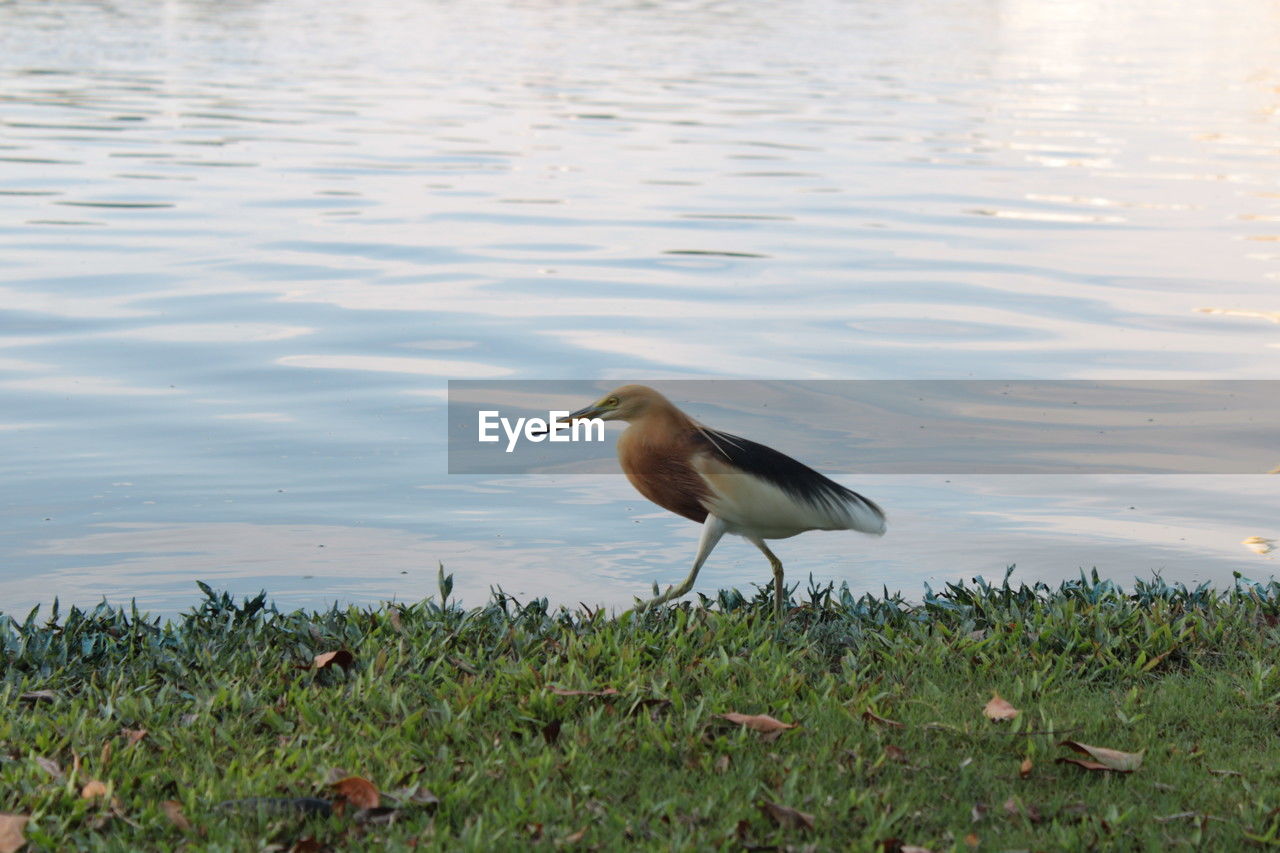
[633, 514, 726, 613]
[748, 538, 785, 618]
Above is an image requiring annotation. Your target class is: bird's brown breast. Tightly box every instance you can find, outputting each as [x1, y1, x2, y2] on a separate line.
[617, 425, 710, 524]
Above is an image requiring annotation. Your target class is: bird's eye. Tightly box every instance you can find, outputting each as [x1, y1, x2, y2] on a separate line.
[606, 396, 619, 406]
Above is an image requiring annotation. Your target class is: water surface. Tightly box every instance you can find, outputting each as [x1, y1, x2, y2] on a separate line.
[2, 0, 1279, 614]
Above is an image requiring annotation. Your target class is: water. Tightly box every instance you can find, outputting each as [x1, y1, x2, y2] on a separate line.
[1, 0, 1278, 615]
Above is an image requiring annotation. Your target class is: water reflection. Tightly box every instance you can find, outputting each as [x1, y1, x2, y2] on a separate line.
[0, 0, 1277, 614]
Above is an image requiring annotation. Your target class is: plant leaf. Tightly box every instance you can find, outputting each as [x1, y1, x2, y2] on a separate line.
[716, 712, 797, 736]
[862, 709, 906, 728]
[312, 650, 354, 671]
[161, 800, 191, 832]
[329, 776, 379, 810]
[983, 693, 1019, 722]
[759, 800, 814, 831]
[1057, 740, 1143, 772]
[80, 779, 108, 800]
[0, 814, 27, 853]
[1019, 757, 1033, 778]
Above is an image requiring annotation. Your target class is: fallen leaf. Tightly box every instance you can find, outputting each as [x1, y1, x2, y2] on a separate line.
[884, 744, 909, 763]
[312, 650, 354, 671]
[562, 826, 588, 843]
[964, 833, 979, 848]
[983, 693, 1020, 722]
[970, 803, 987, 823]
[862, 709, 906, 728]
[0, 814, 27, 853]
[161, 800, 191, 832]
[1019, 757, 1033, 778]
[390, 785, 439, 808]
[759, 800, 815, 831]
[541, 720, 562, 743]
[34, 756, 62, 779]
[716, 713, 797, 739]
[329, 776, 379, 811]
[525, 823, 543, 841]
[81, 779, 108, 800]
[550, 687, 620, 697]
[1003, 796, 1020, 817]
[714, 754, 730, 775]
[17, 691, 56, 704]
[1057, 741, 1143, 772]
[289, 838, 324, 853]
[121, 728, 147, 746]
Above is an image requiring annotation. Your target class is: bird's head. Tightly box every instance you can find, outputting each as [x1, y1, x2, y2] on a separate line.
[565, 384, 669, 424]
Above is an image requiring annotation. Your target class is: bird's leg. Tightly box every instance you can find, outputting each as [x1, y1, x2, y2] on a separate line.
[749, 538, 786, 619]
[633, 514, 726, 613]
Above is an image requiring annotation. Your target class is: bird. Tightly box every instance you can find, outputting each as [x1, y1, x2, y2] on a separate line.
[557, 384, 885, 617]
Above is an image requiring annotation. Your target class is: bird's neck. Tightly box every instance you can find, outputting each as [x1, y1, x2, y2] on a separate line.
[618, 405, 697, 452]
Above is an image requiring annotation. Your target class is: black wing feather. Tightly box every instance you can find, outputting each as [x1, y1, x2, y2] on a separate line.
[693, 427, 885, 523]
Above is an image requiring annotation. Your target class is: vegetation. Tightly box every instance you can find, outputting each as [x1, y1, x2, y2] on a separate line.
[3, 568, 1280, 850]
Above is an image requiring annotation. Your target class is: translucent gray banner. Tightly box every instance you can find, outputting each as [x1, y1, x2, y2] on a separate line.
[447, 380, 1280, 475]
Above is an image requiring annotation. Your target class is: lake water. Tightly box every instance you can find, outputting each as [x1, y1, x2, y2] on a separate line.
[2, 0, 1279, 616]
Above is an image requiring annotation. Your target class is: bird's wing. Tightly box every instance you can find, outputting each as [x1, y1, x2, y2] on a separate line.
[690, 427, 886, 536]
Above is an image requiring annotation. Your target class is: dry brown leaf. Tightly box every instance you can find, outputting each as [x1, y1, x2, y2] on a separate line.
[312, 650, 354, 671]
[862, 709, 906, 729]
[1002, 796, 1020, 817]
[716, 712, 797, 738]
[0, 814, 27, 853]
[1019, 757, 1033, 778]
[81, 779, 108, 800]
[983, 693, 1020, 722]
[963, 833, 979, 848]
[1057, 740, 1143, 772]
[759, 800, 815, 831]
[550, 687, 620, 698]
[17, 691, 56, 704]
[884, 744, 909, 763]
[329, 776, 379, 811]
[562, 826, 588, 844]
[161, 800, 191, 832]
[34, 756, 62, 779]
[121, 728, 147, 746]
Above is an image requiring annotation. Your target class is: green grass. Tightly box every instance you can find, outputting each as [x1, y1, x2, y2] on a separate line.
[4, 568, 1280, 850]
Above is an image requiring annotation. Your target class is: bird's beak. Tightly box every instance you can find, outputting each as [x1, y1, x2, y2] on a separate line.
[564, 402, 610, 422]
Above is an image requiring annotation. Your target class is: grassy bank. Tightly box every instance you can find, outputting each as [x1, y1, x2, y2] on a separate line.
[3, 569, 1280, 850]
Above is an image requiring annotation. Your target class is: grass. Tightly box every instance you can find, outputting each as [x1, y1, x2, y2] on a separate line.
[3, 567, 1280, 850]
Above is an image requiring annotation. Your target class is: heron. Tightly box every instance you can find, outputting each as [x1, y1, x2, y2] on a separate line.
[557, 385, 885, 617]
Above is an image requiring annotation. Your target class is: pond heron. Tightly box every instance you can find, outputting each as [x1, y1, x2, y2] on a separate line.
[560, 385, 885, 617]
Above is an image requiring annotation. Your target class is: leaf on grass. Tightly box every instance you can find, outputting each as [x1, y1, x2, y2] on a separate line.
[862, 709, 905, 729]
[713, 754, 730, 775]
[550, 687, 620, 698]
[562, 826, 588, 844]
[884, 744, 909, 763]
[983, 693, 1019, 722]
[0, 814, 27, 853]
[1019, 757, 1033, 778]
[1057, 741, 1143, 772]
[964, 833, 979, 848]
[716, 713, 797, 740]
[312, 650, 354, 671]
[81, 780, 108, 800]
[328, 776, 379, 812]
[161, 800, 191, 832]
[17, 691, 56, 704]
[389, 785, 439, 808]
[759, 800, 815, 832]
[121, 728, 147, 746]
[34, 756, 62, 779]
